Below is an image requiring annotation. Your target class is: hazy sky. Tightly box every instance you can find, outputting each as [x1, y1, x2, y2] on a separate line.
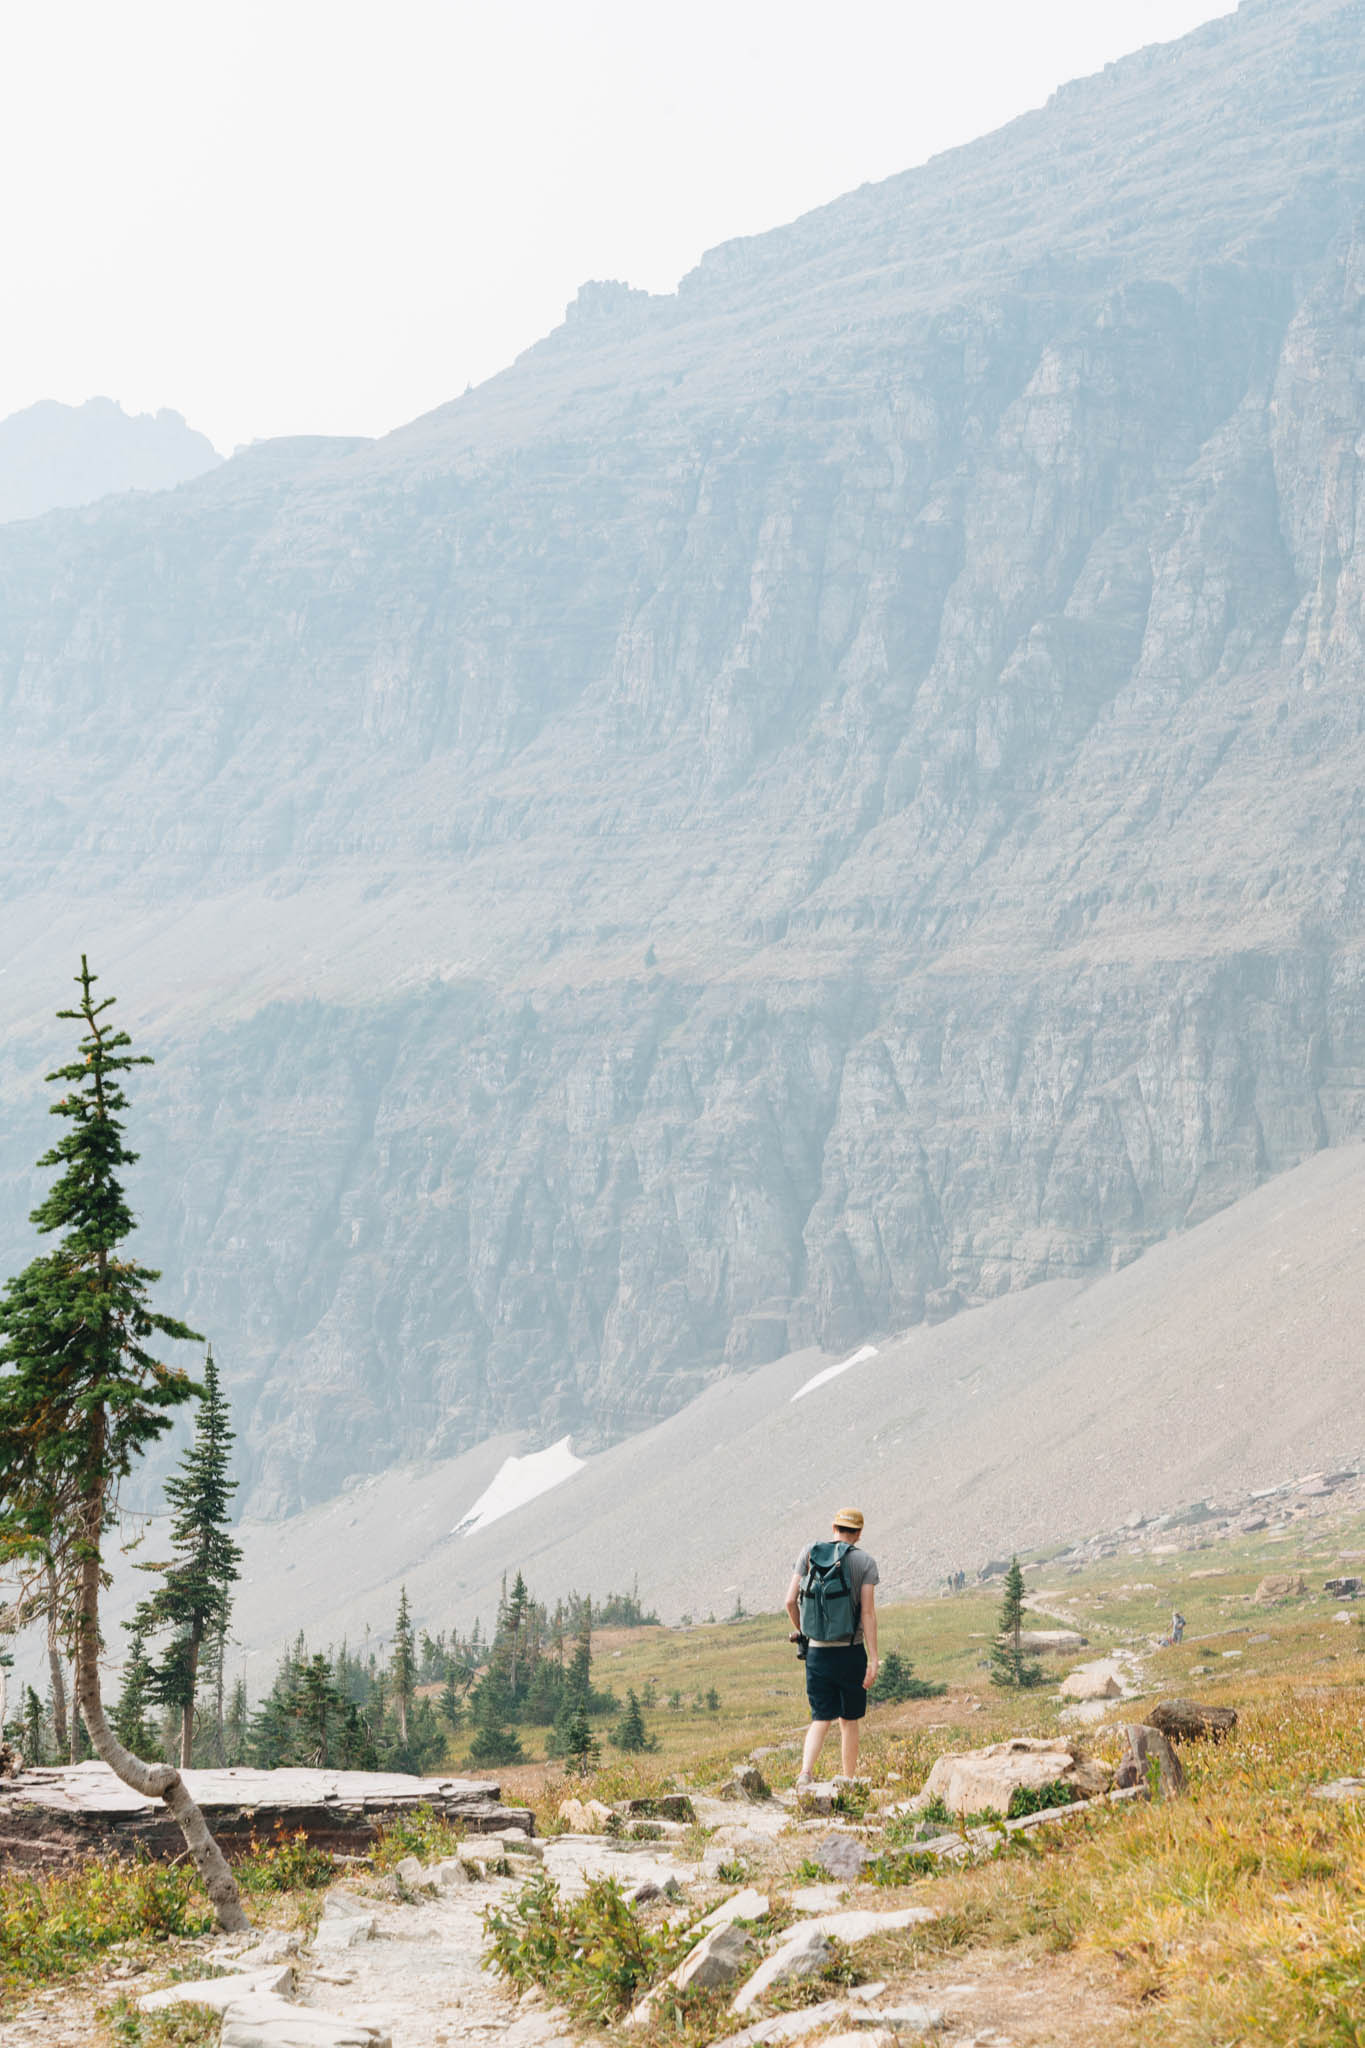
[2, 0, 1233, 454]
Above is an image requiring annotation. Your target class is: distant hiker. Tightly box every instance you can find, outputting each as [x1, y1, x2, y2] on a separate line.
[785, 1508, 880, 1787]
[1171, 1609, 1186, 1645]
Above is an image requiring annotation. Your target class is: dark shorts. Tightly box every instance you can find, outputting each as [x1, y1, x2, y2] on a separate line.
[805, 1642, 869, 1722]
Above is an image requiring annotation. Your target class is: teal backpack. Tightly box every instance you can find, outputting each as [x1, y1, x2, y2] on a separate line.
[799, 1540, 858, 1641]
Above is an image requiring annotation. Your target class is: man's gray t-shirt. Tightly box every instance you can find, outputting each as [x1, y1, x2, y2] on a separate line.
[795, 1543, 880, 1645]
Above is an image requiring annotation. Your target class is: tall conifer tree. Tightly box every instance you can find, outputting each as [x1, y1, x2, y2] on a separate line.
[0, 961, 247, 1928]
[135, 1345, 242, 1765]
[391, 1586, 416, 1742]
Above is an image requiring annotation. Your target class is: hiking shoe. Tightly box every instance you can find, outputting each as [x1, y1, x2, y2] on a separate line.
[795, 1772, 814, 1791]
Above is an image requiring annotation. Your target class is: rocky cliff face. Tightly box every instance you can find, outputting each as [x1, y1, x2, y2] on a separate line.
[2, 0, 1365, 1513]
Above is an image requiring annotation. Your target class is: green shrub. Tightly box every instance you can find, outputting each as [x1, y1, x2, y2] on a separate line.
[236, 1826, 335, 1894]
[101, 1994, 219, 2045]
[1005, 1779, 1081, 1821]
[832, 1781, 870, 1819]
[0, 1857, 213, 2002]
[715, 1857, 749, 1884]
[372, 1802, 466, 1872]
[483, 1872, 687, 2019]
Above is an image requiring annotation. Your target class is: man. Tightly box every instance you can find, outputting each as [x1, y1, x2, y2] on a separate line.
[785, 1507, 879, 1787]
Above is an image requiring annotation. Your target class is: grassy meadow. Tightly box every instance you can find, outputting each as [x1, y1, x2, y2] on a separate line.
[2, 1515, 1362, 2045]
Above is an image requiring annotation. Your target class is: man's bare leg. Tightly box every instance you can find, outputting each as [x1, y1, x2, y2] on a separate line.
[839, 1718, 860, 1777]
[802, 1719, 832, 1779]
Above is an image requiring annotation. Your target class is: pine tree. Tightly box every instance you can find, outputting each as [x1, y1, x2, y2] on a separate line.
[876, 1649, 946, 1702]
[391, 1587, 416, 1742]
[567, 1601, 593, 1703]
[989, 1557, 1044, 1689]
[224, 1675, 249, 1765]
[0, 962, 246, 1928]
[293, 1654, 342, 1764]
[22, 1685, 45, 1765]
[113, 1622, 158, 1755]
[563, 1700, 599, 1776]
[439, 1666, 464, 1734]
[134, 1346, 242, 1767]
[611, 1688, 653, 1753]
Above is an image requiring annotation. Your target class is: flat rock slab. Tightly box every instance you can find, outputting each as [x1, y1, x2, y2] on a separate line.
[140, 1965, 294, 2012]
[1311, 1777, 1365, 1802]
[790, 1885, 847, 1912]
[800, 1908, 939, 1944]
[715, 1998, 849, 2046]
[0, 1763, 528, 1867]
[541, 1840, 688, 1896]
[732, 1926, 833, 2013]
[699, 1888, 769, 1929]
[220, 1993, 392, 2047]
[850, 2007, 946, 2032]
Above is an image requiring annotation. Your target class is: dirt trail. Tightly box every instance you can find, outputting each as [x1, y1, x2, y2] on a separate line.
[297, 1879, 568, 2048]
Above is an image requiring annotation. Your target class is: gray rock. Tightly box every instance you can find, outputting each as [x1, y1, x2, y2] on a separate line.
[731, 1927, 833, 2013]
[814, 1833, 868, 1882]
[720, 1765, 772, 1803]
[672, 1921, 756, 1992]
[1310, 1777, 1365, 1803]
[1116, 1724, 1186, 1799]
[392, 1854, 424, 1885]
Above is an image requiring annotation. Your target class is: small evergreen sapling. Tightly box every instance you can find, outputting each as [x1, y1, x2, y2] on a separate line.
[0, 961, 247, 1928]
[564, 1701, 600, 1776]
[876, 1649, 946, 1702]
[611, 1689, 654, 1753]
[989, 1556, 1045, 1689]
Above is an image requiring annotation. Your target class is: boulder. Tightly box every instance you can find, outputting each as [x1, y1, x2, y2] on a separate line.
[1016, 1630, 1087, 1654]
[1254, 1573, 1306, 1603]
[814, 1832, 868, 1882]
[1145, 1699, 1238, 1744]
[1323, 1577, 1363, 1599]
[393, 1854, 424, 1885]
[622, 1794, 696, 1822]
[433, 1857, 470, 1887]
[1116, 1723, 1185, 1798]
[731, 1925, 833, 2013]
[672, 1921, 756, 1992]
[558, 1795, 614, 1832]
[720, 1764, 771, 1802]
[1058, 1664, 1121, 1701]
[911, 1737, 1110, 1816]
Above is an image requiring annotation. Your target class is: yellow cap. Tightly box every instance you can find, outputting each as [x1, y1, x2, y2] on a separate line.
[833, 1508, 864, 1532]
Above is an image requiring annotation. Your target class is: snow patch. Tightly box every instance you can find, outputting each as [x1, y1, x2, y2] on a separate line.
[791, 1345, 878, 1402]
[453, 1436, 585, 1536]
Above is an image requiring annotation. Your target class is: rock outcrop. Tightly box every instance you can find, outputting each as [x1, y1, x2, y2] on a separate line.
[2, 1, 1365, 1510]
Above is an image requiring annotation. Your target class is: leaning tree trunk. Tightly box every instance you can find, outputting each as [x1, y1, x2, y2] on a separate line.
[74, 1495, 248, 1932]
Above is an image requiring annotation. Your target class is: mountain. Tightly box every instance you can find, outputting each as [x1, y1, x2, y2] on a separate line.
[2, 0, 1365, 1516]
[114, 1142, 1365, 1680]
[0, 396, 220, 523]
